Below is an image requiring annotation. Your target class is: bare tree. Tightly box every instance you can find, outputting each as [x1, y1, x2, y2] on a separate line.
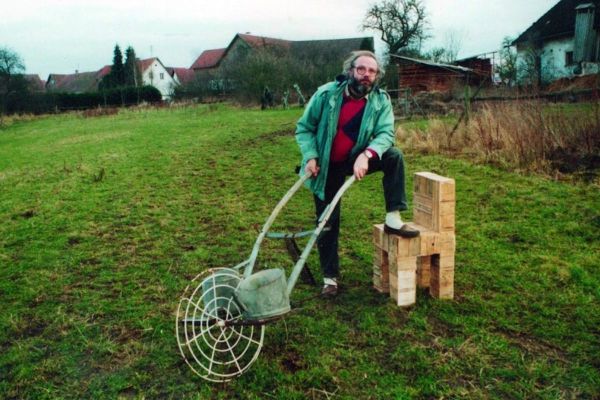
[0, 47, 26, 115]
[497, 37, 517, 86]
[362, 0, 429, 55]
[441, 29, 464, 63]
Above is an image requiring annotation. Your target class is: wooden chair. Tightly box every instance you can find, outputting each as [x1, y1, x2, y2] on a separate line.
[373, 172, 456, 306]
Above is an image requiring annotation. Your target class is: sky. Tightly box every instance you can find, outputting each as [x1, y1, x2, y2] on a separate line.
[2, 0, 558, 79]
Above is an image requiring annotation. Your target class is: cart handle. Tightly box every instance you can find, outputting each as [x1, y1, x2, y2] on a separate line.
[286, 175, 356, 296]
[244, 171, 312, 278]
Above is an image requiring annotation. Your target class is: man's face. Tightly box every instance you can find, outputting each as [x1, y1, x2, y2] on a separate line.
[349, 56, 379, 96]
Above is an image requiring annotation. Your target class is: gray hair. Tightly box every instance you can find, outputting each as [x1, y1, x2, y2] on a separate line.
[342, 50, 385, 80]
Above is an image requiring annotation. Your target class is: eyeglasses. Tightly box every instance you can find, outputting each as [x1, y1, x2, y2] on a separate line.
[353, 65, 378, 76]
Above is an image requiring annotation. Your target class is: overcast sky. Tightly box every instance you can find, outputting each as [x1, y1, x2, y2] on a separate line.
[2, 0, 557, 79]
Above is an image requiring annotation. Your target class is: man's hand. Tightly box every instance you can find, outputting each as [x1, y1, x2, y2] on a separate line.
[305, 158, 320, 177]
[353, 153, 370, 180]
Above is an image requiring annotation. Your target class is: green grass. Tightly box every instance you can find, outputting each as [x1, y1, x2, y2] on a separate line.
[1, 104, 599, 399]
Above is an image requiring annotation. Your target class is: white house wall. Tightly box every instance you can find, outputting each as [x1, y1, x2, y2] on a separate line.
[517, 37, 574, 84]
[542, 37, 575, 82]
[142, 61, 178, 100]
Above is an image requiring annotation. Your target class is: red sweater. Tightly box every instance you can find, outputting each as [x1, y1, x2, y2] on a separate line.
[330, 93, 376, 162]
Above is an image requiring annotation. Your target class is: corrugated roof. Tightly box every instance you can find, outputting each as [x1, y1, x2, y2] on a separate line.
[190, 48, 227, 69]
[513, 0, 600, 45]
[391, 55, 473, 73]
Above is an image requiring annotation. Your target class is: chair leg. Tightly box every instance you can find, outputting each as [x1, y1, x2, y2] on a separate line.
[430, 253, 454, 299]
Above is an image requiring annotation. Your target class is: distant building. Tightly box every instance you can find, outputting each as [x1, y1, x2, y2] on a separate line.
[46, 58, 178, 100]
[23, 74, 46, 92]
[138, 58, 178, 99]
[512, 0, 600, 84]
[392, 55, 489, 93]
[46, 70, 104, 93]
[189, 33, 374, 90]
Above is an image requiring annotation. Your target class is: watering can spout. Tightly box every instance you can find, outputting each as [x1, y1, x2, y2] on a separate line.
[235, 268, 291, 320]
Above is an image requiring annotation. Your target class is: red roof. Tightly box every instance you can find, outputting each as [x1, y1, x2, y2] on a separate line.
[138, 58, 157, 72]
[190, 48, 226, 70]
[171, 67, 196, 85]
[96, 65, 111, 79]
[237, 33, 291, 49]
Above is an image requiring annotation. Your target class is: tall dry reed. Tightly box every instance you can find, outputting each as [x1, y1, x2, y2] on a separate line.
[397, 101, 600, 180]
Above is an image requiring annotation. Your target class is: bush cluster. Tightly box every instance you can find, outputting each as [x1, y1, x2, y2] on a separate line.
[173, 45, 377, 105]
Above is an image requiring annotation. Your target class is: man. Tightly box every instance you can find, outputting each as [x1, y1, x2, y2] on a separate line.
[295, 50, 419, 297]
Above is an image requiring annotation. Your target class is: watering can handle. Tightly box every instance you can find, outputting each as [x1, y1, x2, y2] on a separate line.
[286, 175, 357, 296]
[244, 172, 312, 278]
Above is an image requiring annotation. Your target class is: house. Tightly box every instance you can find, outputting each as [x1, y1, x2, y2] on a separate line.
[23, 74, 46, 92]
[46, 70, 105, 93]
[138, 58, 178, 99]
[392, 55, 488, 93]
[190, 33, 374, 74]
[512, 0, 600, 84]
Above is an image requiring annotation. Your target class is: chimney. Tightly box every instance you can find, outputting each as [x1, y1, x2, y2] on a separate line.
[574, 2, 597, 62]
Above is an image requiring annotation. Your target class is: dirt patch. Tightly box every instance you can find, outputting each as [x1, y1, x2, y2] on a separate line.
[493, 327, 569, 364]
[15, 209, 36, 219]
[546, 75, 600, 93]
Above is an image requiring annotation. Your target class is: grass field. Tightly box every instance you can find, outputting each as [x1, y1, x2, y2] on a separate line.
[1, 104, 599, 399]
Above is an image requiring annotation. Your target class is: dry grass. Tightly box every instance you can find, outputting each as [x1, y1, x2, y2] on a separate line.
[397, 101, 600, 181]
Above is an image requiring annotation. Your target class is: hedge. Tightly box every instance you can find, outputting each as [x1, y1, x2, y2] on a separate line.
[4, 85, 163, 115]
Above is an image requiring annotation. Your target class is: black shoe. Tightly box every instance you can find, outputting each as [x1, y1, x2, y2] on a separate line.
[321, 284, 338, 297]
[384, 224, 420, 238]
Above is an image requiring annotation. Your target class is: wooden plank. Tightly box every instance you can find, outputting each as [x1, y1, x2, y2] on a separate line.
[373, 247, 389, 267]
[373, 258, 390, 292]
[389, 234, 420, 258]
[440, 213, 455, 232]
[395, 270, 416, 306]
[417, 255, 431, 288]
[413, 172, 455, 233]
[372, 224, 388, 251]
[389, 271, 398, 302]
[415, 230, 455, 256]
[430, 254, 454, 299]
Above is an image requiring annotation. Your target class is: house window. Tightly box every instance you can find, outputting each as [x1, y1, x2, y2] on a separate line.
[160, 73, 164, 80]
[565, 51, 574, 66]
[149, 71, 153, 80]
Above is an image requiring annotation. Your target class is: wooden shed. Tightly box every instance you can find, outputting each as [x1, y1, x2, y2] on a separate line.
[392, 55, 489, 93]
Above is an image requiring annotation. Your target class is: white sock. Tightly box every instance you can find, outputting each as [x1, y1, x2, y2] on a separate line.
[323, 277, 337, 286]
[385, 211, 404, 229]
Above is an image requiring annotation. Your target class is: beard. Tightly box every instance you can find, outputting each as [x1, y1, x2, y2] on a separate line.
[348, 76, 373, 97]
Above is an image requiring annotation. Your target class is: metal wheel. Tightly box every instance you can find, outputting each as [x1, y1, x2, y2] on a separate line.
[176, 268, 265, 382]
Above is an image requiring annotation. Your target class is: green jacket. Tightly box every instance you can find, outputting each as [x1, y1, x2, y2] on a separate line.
[295, 79, 395, 200]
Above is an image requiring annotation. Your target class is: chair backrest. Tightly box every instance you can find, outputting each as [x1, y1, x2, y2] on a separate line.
[413, 172, 455, 233]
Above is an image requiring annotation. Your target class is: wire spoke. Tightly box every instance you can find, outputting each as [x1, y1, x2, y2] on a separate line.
[220, 326, 243, 373]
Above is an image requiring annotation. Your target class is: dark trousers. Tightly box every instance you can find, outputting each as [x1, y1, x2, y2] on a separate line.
[314, 147, 408, 279]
